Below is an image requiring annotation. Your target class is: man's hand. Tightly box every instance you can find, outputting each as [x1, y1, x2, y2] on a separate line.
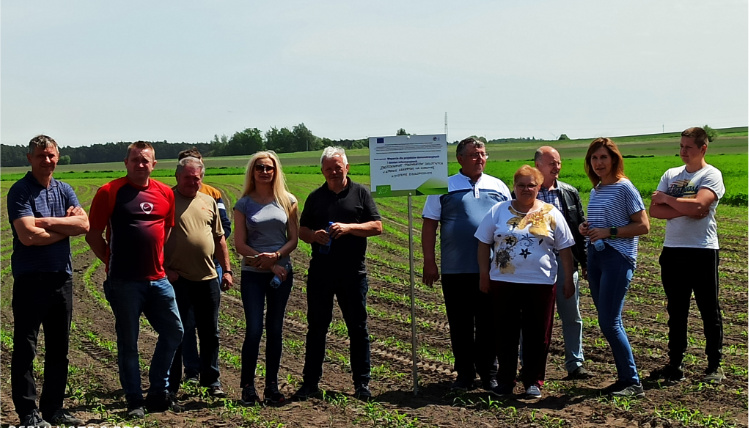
[165, 267, 179, 283]
[221, 271, 234, 291]
[312, 229, 331, 245]
[563, 277, 575, 299]
[650, 190, 669, 205]
[422, 261, 440, 286]
[578, 221, 590, 236]
[328, 222, 350, 239]
[66, 206, 86, 217]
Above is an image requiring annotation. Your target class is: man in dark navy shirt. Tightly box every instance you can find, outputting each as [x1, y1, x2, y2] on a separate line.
[293, 147, 382, 402]
[7, 135, 88, 427]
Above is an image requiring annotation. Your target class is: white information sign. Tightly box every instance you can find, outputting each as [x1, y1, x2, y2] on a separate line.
[369, 134, 448, 198]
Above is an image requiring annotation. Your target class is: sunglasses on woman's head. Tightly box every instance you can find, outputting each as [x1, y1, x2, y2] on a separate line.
[254, 165, 275, 173]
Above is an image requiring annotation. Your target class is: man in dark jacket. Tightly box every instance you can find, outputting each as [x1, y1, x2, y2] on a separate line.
[535, 146, 592, 379]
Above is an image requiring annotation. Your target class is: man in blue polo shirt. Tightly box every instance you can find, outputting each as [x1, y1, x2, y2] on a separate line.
[7, 135, 89, 427]
[422, 137, 511, 391]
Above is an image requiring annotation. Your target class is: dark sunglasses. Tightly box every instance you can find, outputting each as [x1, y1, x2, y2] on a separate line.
[254, 165, 275, 173]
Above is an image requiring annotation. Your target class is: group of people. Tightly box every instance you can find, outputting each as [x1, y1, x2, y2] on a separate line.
[422, 129, 725, 399]
[7, 127, 724, 426]
[7, 137, 381, 426]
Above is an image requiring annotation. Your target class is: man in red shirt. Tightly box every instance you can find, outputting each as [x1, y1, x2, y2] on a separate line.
[86, 141, 183, 417]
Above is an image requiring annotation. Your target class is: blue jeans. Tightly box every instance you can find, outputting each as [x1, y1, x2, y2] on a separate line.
[169, 276, 222, 392]
[240, 269, 293, 388]
[555, 255, 585, 372]
[103, 276, 183, 404]
[587, 244, 639, 385]
[303, 272, 370, 386]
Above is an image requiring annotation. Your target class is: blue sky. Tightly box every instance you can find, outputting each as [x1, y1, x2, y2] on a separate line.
[2, 0, 747, 147]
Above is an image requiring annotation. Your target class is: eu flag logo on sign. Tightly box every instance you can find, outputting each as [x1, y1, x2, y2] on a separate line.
[377, 138, 384, 144]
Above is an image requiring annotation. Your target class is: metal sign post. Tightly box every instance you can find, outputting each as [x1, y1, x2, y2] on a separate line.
[407, 193, 419, 395]
[368, 134, 448, 396]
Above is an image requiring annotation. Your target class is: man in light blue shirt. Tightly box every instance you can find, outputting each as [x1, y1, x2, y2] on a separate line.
[422, 137, 510, 391]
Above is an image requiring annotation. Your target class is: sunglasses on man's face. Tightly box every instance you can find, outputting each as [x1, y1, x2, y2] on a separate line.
[254, 165, 275, 173]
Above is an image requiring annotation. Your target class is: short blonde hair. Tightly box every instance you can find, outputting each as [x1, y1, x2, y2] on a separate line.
[513, 165, 543, 186]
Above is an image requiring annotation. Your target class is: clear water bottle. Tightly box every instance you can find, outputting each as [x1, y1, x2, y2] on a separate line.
[270, 264, 290, 289]
[319, 221, 334, 254]
[593, 239, 606, 251]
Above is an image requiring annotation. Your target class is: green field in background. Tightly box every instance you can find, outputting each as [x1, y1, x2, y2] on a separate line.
[2, 132, 746, 206]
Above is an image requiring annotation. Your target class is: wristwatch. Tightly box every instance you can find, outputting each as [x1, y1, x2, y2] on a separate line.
[224, 270, 234, 276]
[609, 227, 618, 239]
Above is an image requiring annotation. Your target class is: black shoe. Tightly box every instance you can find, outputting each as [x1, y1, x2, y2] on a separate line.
[126, 396, 145, 418]
[240, 385, 261, 406]
[649, 364, 685, 383]
[264, 382, 287, 405]
[482, 378, 499, 391]
[704, 365, 726, 384]
[450, 377, 475, 392]
[354, 383, 372, 401]
[184, 374, 200, 385]
[567, 366, 594, 380]
[600, 380, 628, 395]
[209, 385, 227, 398]
[292, 382, 321, 401]
[48, 408, 83, 425]
[20, 409, 51, 427]
[489, 383, 514, 397]
[145, 391, 183, 413]
[126, 405, 145, 418]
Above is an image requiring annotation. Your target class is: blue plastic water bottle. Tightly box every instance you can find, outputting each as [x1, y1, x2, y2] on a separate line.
[593, 239, 606, 251]
[319, 221, 334, 254]
[270, 275, 282, 288]
[270, 264, 290, 288]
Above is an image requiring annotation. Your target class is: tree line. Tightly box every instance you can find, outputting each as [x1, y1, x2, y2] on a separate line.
[0, 123, 368, 167]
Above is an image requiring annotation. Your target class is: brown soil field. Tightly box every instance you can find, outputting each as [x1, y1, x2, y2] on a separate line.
[1, 180, 747, 427]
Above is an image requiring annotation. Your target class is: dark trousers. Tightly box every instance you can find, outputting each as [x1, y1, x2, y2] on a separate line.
[11, 272, 73, 420]
[660, 247, 723, 367]
[181, 263, 223, 379]
[180, 306, 200, 379]
[303, 272, 371, 386]
[240, 270, 293, 388]
[168, 276, 222, 392]
[489, 281, 555, 387]
[442, 273, 498, 382]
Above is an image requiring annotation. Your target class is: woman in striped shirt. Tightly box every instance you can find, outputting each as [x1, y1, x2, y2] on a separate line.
[578, 138, 650, 398]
